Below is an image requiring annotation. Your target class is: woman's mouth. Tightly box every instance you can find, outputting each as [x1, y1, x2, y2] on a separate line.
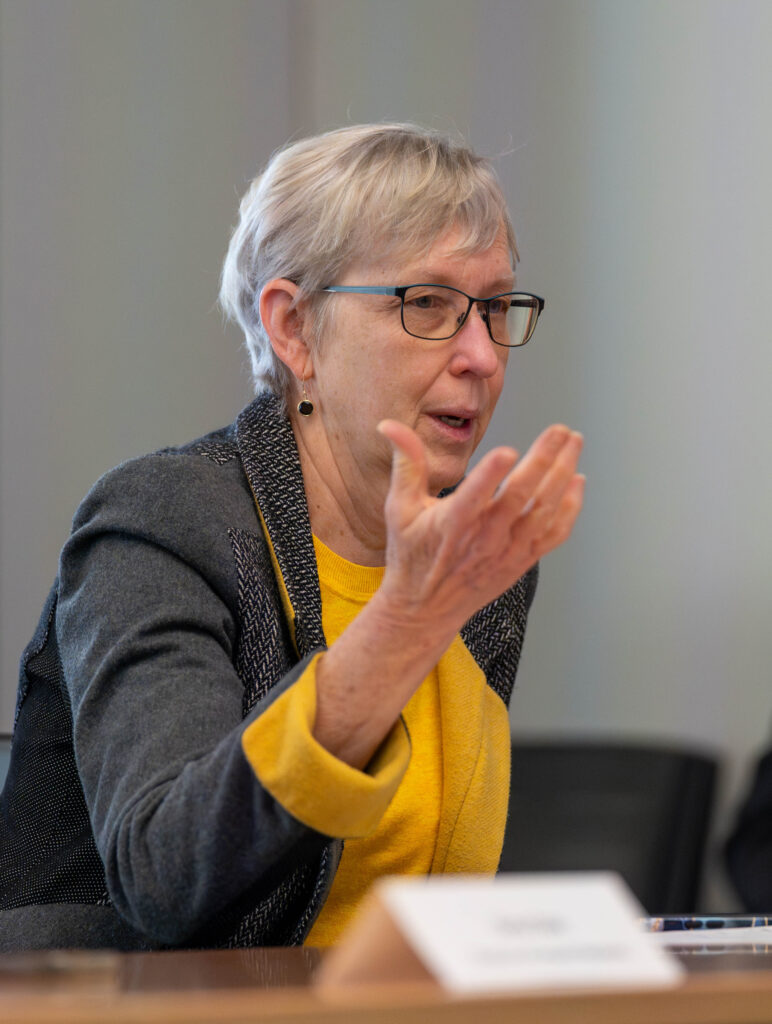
[429, 411, 477, 441]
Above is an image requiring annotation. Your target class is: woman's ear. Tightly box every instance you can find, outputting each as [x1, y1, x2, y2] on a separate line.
[259, 279, 313, 378]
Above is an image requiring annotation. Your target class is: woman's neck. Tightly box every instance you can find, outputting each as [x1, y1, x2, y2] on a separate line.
[292, 414, 388, 567]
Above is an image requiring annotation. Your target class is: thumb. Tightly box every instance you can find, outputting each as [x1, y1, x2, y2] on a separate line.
[377, 419, 430, 512]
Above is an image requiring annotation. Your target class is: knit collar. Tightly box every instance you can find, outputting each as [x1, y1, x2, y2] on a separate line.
[236, 392, 326, 658]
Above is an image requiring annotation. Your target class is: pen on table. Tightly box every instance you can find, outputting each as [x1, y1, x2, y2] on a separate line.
[643, 915, 772, 932]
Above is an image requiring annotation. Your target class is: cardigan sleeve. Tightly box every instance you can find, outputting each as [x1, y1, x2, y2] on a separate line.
[242, 661, 410, 837]
[54, 451, 401, 945]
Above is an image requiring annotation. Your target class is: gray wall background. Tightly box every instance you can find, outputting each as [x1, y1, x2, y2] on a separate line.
[2, 0, 772, 909]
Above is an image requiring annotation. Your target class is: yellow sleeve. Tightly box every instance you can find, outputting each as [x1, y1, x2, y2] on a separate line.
[241, 654, 411, 838]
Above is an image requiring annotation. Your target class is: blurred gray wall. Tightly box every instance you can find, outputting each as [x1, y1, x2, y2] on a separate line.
[3, 0, 772, 908]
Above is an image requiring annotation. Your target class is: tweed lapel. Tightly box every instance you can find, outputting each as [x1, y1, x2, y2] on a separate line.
[460, 563, 539, 706]
[235, 393, 326, 658]
[204, 393, 337, 948]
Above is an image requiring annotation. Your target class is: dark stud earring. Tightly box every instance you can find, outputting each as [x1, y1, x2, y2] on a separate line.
[297, 380, 314, 417]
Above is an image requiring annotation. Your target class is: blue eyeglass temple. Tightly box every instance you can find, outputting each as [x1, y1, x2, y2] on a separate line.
[321, 285, 544, 306]
[322, 286, 401, 295]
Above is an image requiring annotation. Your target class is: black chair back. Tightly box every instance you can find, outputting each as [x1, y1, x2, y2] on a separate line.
[500, 739, 719, 914]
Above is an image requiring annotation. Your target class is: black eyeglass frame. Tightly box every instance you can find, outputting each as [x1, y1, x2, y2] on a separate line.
[320, 285, 545, 347]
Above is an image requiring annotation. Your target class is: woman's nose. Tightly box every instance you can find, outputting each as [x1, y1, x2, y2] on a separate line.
[451, 304, 501, 377]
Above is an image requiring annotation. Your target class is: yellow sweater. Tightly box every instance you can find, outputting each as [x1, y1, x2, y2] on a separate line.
[306, 537, 443, 945]
[241, 534, 511, 946]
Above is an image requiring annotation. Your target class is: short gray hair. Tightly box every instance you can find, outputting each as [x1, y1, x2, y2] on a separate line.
[219, 123, 517, 398]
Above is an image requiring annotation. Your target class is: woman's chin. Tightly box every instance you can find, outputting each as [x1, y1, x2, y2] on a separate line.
[428, 455, 471, 496]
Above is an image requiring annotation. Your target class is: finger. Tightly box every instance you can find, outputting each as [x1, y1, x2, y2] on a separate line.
[486, 431, 581, 555]
[445, 444, 520, 521]
[377, 419, 430, 513]
[493, 424, 576, 517]
[519, 430, 584, 524]
[497, 472, 585, 578]
[526, 472, 586, 558]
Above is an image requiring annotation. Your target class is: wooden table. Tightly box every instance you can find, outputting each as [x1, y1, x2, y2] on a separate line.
[2, 946, 772, 1024]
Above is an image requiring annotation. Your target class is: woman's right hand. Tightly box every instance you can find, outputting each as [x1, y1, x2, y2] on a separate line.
[375, 419, 584, 640]
[312, 421, 583, 770]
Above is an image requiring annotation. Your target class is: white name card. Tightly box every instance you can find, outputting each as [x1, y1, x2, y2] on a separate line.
[319, 872, 683, 994]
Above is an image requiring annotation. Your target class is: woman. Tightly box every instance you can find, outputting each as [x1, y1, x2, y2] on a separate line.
[0, 123, 583, 951]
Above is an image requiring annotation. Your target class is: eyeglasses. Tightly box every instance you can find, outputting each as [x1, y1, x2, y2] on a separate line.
[320, 284, 544, 347]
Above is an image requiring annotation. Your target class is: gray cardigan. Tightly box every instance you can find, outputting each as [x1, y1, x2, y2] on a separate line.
[0, 393, 537, 951]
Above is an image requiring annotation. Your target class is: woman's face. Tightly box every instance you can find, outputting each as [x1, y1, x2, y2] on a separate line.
[309, 224, 514, 499]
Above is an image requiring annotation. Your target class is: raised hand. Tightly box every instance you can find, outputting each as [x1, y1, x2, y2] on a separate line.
[376, 419, 584, 636]
[313, 421, 584, 768]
